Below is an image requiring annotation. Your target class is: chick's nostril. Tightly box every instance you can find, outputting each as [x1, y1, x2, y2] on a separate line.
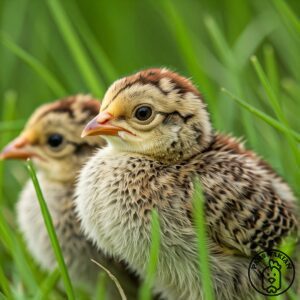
[96, 111, 113, 124]
[14, 136, 29, 148]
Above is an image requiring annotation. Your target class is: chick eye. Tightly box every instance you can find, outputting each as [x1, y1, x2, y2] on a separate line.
[47, 134, 64, 148]
[134, 106, 152, 121]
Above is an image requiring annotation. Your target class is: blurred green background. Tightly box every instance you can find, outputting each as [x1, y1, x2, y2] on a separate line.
[0, 0, 299, 299]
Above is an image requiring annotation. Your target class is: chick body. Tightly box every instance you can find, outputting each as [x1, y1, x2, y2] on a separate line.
[75, 70, 298, 300]
[18, 174, 102, 286]
[2, 95, 139, 297]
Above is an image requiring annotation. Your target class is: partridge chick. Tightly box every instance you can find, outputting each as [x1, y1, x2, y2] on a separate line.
[1, 95, 138, 297]
[75, 69, 298, 300]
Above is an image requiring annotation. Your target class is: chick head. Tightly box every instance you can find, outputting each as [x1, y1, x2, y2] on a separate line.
[1, 95, 105, 182]
[82, 68, 212, 162]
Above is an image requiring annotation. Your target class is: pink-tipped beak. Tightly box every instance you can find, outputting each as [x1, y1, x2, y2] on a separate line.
[0, 136, 35, 160]
[81, 111, 129, 138]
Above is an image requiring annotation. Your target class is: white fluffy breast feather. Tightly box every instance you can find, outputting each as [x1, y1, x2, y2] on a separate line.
[75, 146, 150, 261]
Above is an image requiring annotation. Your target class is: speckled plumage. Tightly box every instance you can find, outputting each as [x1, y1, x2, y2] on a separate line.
[1, 95, 139, 297]
[75, 69, 298, 299]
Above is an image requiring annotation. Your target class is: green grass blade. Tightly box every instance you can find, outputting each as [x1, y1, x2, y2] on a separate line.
[221, 88, 300, 142]
[0, 264, 13, 299]
[251, 56, 300, 167]
[46, 0, 105, 97]
[204, 16, 236, 70]
[34, 269, 61, 300]
[138, 210, 160, 300]
[0, 211, 39, 294]
[204, 15, 259, 146]
[251, 56, 283, 120]
[282, 79, 300, 102]
[272, 0, 300, 37]
[202, 15, 239, 128]
[234, 12, 277, 68]
[192, 179, 215, 300]
[263, 45, 279, 96]
[26, 160, 75, 300]
[64, 1, 118, 82]
[0, 33, 67, 96]
[13, 239, 40, 294]
[0, 213, 14, 251]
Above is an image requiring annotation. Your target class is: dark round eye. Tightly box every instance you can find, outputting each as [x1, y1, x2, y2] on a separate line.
[47, 134, 64, 148]
[134, 106, 152, 121]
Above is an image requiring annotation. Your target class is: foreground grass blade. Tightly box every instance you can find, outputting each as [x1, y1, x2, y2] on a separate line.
[192, 179, 215, 300]
[26, 160, 75, 300]
[0, 33, 67, 96]
[46, 0, 104, 97]
[0, 211, 39, 294]
[0, 264, 12, 299]
[0, 93, 42, 293]
[138, 210, 160, 300]
[221, 88, 300, 142]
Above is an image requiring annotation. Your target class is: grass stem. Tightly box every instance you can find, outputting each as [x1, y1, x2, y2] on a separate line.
[0, 33, 67, 96]
[26, 159, 75, 300]
[46, 0, 105, 97]
[221, 88, 300, 142]
[192, 179, 215, 300]
[138, 210, 160, 300]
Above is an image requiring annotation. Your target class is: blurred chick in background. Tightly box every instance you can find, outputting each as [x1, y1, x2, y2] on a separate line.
[76, 69, 298, 300]
[0, 95, 139, 298]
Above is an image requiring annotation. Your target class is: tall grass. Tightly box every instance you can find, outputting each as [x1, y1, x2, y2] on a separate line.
[192, 180, 214, 300]
[221, 88, 300, 143]
[0, 33, 67, 97]
[138, 210, 160, 300]
[46, 0, 105, 97]
[26, 160, 75, 300]
[0, 0, 299, 299]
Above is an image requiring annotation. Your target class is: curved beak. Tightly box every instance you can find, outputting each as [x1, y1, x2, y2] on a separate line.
[81, 111, 129, 138]
[0, 136, 35, 160]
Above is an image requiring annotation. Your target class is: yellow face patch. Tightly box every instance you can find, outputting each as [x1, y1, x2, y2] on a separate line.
[101, 96, 128, 118]
[21, 128, 39, 145]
